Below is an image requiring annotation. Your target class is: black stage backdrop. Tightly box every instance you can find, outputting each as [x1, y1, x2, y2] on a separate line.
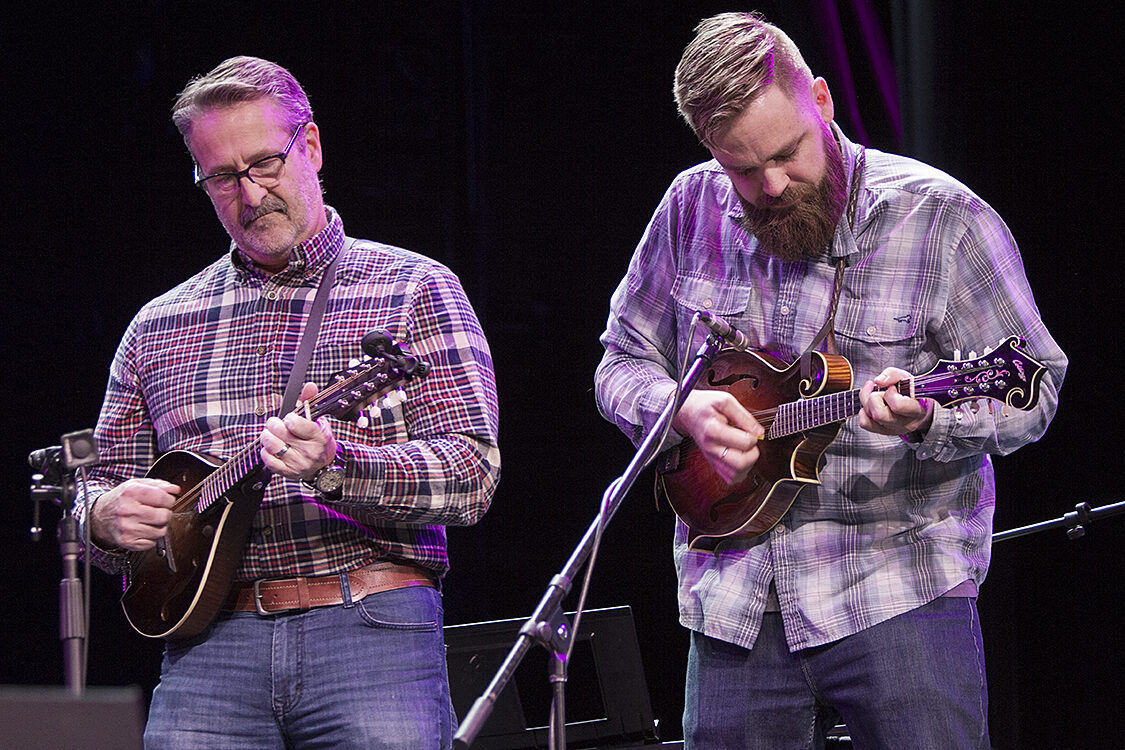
[3, 3, 1120, 748]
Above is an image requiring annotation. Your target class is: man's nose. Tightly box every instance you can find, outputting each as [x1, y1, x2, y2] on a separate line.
[238, 175, 269, 206]
[761, 166, 790, 198]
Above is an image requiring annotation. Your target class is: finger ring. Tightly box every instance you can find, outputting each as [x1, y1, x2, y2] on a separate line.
[274, 444, 291, 458]
[720, 447, 729, 461]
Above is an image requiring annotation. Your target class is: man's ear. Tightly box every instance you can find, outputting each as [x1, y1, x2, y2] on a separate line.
[303, 121, 324, 172]
[811, 77, 834, 123]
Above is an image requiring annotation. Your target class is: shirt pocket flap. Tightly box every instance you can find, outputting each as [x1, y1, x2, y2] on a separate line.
[671, 275, 753, 316]
[835, 299, 919, 344]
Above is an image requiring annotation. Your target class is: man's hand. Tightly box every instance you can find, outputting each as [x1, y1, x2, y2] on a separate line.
[91, 478, 181, 551]
[858, 367, 935, 438]
[259, 382, 338, 482]
[673, 389, 764, 484]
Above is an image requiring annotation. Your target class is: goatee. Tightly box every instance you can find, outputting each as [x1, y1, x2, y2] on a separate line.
[737, 124, 849, 262]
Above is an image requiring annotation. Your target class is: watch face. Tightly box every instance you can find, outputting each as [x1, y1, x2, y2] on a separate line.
[316, 466, 345, 493]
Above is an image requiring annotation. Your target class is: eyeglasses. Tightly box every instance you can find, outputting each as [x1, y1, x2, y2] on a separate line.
[193, 122, 307, 196]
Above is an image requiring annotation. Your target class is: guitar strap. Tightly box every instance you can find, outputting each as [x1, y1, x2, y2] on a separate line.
[278, 237, 355, 416]
[801, 146, 865, 380]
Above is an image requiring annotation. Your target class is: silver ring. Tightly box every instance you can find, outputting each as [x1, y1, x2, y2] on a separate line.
[274, 444, 291, 458]
[720, 447, 729, 461]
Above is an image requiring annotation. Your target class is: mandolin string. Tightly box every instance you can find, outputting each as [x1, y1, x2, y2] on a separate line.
[186, 356, 402, 515]
[173, 483, 205, 514]
[166, 356, 417, 518]
[749, 363, 1018, 436]
[186, 369, 348, 515]
[124, 357, 411, 576]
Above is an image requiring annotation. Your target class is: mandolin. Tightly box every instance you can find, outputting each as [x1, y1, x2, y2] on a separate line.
[120, 334, 428, 639]
[657, 336, 1045, 551]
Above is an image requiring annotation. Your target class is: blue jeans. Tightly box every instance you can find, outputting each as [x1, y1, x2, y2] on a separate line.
[684, 597, 990, 750]
[144, 585, 453, 749]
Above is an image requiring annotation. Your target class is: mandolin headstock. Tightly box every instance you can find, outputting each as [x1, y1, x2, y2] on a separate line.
[915, 336, 1045, 411]
[306, 332, 430, 423]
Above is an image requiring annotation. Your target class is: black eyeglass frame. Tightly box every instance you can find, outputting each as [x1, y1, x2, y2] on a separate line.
[192, 122, 308, 193]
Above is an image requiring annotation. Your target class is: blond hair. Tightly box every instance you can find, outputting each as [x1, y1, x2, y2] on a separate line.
[674, 12, 814, 145]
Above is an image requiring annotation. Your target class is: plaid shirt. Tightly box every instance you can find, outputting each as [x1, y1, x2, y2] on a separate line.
[595, 127, 1066, 650]
[79, 208, 500, 581]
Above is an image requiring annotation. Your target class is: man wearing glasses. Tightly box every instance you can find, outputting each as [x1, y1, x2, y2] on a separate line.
[77, 56, 500, 749]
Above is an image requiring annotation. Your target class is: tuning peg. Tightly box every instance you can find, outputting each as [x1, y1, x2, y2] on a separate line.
[380, 387, 408, 410]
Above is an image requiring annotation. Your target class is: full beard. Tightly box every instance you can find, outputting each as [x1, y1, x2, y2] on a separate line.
[737, 125, 849, 262]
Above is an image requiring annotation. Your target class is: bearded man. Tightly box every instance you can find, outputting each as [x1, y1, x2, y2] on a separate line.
[594, 12, 1066, 749]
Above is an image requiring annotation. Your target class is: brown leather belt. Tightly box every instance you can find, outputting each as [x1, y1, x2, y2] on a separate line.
[224, 561, 436, 616]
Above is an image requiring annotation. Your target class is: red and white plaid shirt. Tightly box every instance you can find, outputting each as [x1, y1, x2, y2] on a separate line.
[79, 208, 500, 581]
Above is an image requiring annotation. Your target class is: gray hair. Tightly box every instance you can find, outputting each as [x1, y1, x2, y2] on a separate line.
[674, 12, 814, 146]
[172, 56, 314, 146]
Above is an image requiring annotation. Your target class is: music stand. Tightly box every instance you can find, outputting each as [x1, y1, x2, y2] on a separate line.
[445, 606, 660, 749]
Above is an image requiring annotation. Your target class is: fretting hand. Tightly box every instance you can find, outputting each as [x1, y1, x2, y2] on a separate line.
[858, 367, 935, 438]
[259, 382, 338, 483]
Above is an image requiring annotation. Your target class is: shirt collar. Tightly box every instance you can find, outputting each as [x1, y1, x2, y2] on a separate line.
[229, 206, 346, 282]
[829, 123, 867, 263]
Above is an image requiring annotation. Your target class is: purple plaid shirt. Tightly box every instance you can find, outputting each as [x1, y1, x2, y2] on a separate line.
[595, 127, 1066, 650]
[79, 207, 500, 581]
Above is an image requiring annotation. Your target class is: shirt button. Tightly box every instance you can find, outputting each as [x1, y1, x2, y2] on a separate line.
[773, 524, 786, 535]
[261, 526, 272, 537]
[779, 305, 790, 316]
[254, 405, 267, 416]
[702, 298, 713, 309]
[256, 345, 268, 356]
[866, 325, 878, 336]
[264, 290, 279, 301]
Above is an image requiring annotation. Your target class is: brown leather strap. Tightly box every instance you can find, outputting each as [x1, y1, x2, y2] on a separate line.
[223, 561, 436, 615]
[801, 146, 865, 379]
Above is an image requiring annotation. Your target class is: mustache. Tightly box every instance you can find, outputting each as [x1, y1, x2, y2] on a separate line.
[750, 185, 810, 216]
[240, 197, 288, 227]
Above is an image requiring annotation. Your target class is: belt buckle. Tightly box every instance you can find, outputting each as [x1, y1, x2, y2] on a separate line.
[252, 577, 298, 617]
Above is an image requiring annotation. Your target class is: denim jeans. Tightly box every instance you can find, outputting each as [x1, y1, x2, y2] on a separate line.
[684, 596, 990, 750]
[144, 585, 453, 749]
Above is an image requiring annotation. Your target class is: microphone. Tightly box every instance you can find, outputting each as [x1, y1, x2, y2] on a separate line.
[361, 330, 397, 357]
[698, 311, 750, 351]
[28, 445, 63, 475]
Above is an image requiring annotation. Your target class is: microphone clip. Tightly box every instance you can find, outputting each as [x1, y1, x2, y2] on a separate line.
[697, 310, 751, 351]
[28, 430, 100, 540]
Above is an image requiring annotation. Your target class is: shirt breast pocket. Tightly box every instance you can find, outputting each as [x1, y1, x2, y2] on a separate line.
[671, 275, 757, 340]
[834, 299, 922, 379]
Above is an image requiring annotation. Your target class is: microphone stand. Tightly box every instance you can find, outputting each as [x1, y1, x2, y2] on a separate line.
[30, 468, 87, 696]
[28, 430, 100, 697]
[993, 500, 1125, 543]
[453, 334, 725, 749]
